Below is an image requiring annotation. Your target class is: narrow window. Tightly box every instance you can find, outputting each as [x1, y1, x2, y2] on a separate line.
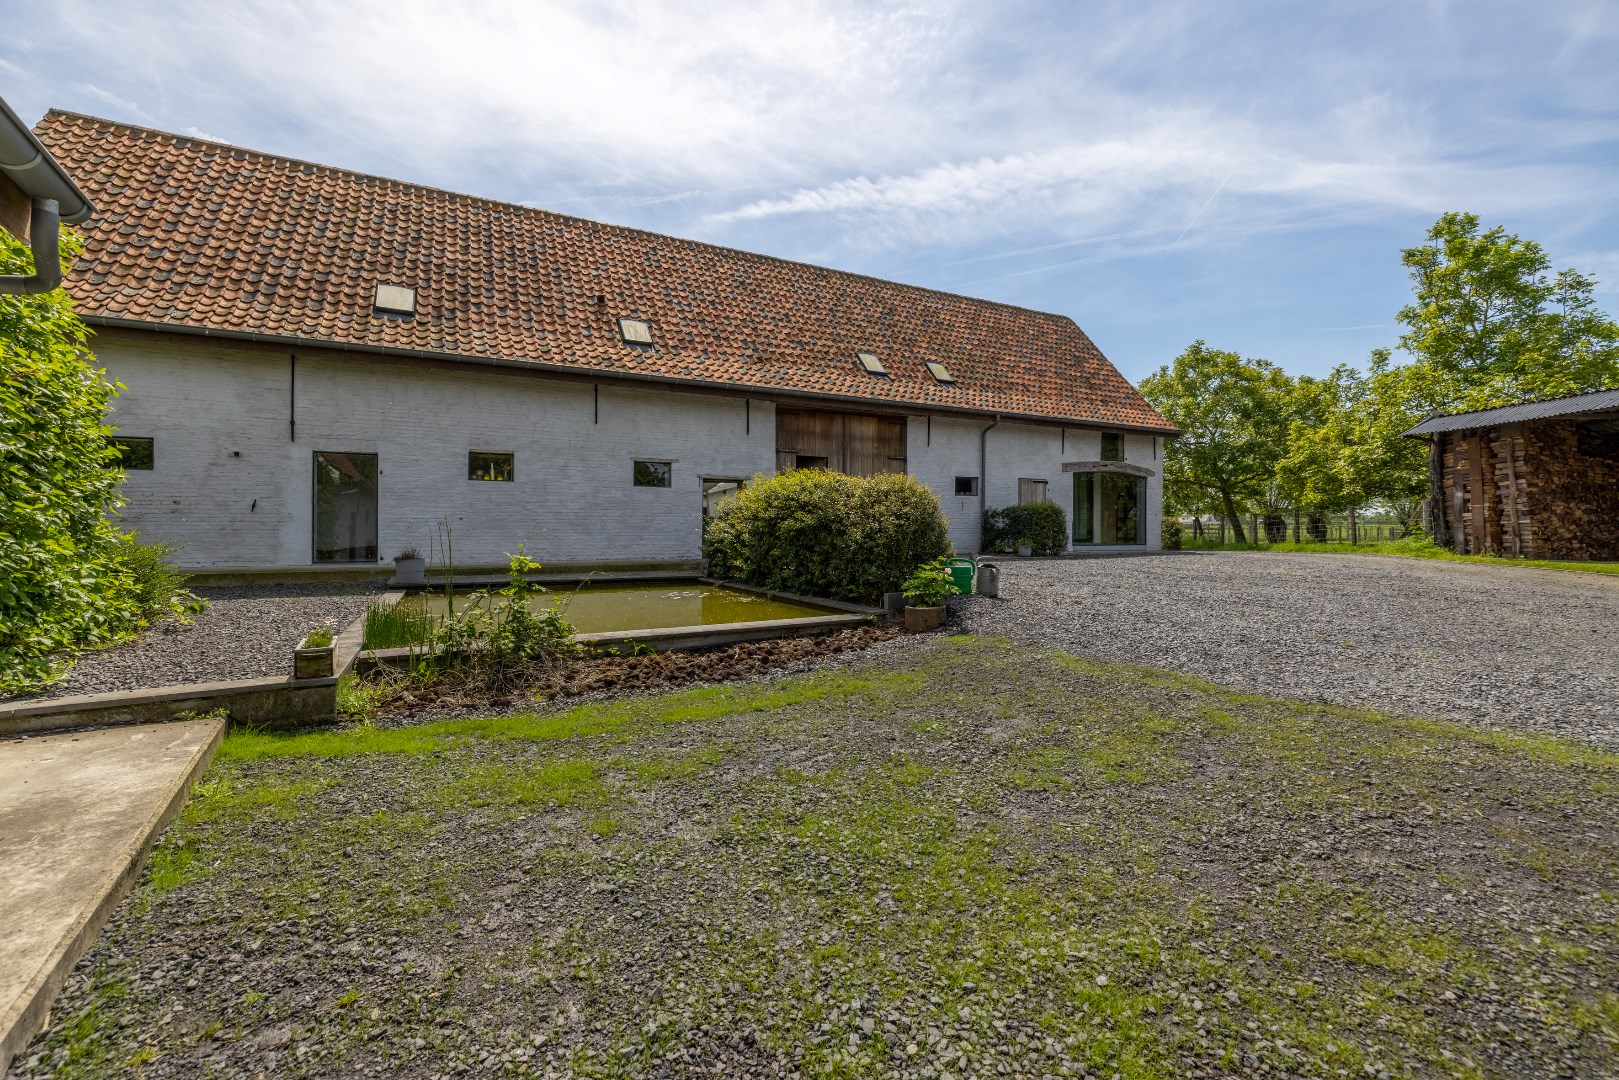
[1018, 478, 1048, 505]
[618, 318, 653, 345]
[468, 451, 514, 482]
[107, 436, 154, 470]
[954, 475, 979, 497]
[633, 460, 672, 487]
[1101, 432, 1123, 461]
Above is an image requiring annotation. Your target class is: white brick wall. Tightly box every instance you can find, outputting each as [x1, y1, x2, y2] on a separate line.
[97, 332, 1162, 568]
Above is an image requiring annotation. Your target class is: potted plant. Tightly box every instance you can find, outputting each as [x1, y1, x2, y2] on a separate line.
[293, 622, 336, 680]
[1016, 537, 1034, 558]
[900, 558, 954, 632]
[392, 546, 427, 586]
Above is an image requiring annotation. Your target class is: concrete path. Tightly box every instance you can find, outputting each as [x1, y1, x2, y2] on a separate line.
[0, 718, 224, 1074]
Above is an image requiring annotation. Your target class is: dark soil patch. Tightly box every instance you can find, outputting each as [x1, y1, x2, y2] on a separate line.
[364, 624, 902, 724]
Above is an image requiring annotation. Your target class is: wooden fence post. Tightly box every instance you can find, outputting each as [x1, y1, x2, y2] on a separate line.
[1349, 506, 1358, 545]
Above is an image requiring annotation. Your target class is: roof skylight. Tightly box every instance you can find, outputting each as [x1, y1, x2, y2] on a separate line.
[618, 318, 653, 344]
[856, 352, 887, 375]
[374, 283, 416, 315]
[925, 361, 956, 384]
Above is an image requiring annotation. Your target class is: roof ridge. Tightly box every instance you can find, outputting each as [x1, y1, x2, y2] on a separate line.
[41, 108, 1078, 327]
[1420, 385, 1619, 422]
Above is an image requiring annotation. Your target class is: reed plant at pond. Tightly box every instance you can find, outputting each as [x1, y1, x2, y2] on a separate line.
[360, 600, 436, 650]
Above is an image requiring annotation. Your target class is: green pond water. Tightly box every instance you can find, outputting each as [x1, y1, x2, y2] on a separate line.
[401, 582, 837, 634]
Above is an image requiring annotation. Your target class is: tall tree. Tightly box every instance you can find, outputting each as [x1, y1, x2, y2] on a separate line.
[1140, 342, 1296, 542]
[1397, 212, 1619, 411]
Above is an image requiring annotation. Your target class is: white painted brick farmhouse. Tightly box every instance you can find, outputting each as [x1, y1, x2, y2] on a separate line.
[38, 112, 1176, 573]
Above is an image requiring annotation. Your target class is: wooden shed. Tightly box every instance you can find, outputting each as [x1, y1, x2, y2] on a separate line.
[1406, 389, 1619, 560]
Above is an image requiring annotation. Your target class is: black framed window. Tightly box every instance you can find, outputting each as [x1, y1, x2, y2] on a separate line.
[954, 475, 979, 497]
[107, 436, 154, 470]
[468, 451, 514, 482]
[633, 460, 672, 487]
[1100, 432, 1124, 461]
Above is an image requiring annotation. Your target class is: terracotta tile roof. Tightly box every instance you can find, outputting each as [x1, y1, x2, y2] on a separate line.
[35, 111, 1175, 432]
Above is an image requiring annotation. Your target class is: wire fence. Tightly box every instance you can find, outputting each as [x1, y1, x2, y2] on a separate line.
[1179, 515, 1410, 545]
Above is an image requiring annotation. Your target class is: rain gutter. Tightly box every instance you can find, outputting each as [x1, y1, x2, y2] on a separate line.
[0, 96, 94, 295]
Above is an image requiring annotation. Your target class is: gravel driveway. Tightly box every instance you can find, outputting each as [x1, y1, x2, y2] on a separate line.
[8, 585, 382, 702]
[957, 551, 1619, 746]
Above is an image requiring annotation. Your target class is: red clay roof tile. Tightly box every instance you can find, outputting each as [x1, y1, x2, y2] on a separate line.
[37, 111, 1173, 432]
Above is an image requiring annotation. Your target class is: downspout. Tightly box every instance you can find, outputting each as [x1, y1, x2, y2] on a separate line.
[0, 197, 64, 294]
[980, 414, 1001, 549]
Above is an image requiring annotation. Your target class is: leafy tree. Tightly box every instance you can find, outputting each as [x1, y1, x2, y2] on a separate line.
[0, 229, 143, 691]
[1397, 212, 1619, 410]
[1139, 342, 1296, 542]
[1277, 353, 1429, 520]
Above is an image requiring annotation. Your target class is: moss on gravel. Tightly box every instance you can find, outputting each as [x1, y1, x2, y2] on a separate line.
[12, 636, 1618, 1079]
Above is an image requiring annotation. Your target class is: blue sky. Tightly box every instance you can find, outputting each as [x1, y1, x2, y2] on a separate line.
[4, 0, 1617, 385]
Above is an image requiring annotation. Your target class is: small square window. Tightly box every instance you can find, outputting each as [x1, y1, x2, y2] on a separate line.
[107, 436, 154, 470]
[375, 283, 416, 314]
[633, 460, 672, 487]
[1101, 432, 1123, 461]
[468, 451, 514, 482]
[856, 352, 887, 375]
[618, 318, 653, 345]
[926, 361, 955, 384]
[954, 475, 979, 497]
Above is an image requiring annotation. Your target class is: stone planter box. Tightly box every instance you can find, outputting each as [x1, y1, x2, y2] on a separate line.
[904, 605, 947, 632]
[292, 646, 335, 681]
[391, 557, 427, 586]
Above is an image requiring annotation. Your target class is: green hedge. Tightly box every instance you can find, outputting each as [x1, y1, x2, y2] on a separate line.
[981, 502, 1067, 555]
[1, 229, 149, 692]
[704, 470, 952, 603]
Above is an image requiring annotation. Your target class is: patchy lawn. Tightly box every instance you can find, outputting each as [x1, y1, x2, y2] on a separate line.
[13, 637, 1618, 1079]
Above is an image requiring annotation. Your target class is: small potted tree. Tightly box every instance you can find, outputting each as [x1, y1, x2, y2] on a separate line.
[900, 557, 954, 632]
[293, 621, 336, 680]
[1015, 537, 1034, 558]
[392, 546, 427, 586]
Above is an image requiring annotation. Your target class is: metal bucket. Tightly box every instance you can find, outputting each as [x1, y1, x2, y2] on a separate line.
[975, 562, 1000, 598]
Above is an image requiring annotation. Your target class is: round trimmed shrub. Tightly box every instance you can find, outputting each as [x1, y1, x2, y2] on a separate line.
[704, 470, 952, 603]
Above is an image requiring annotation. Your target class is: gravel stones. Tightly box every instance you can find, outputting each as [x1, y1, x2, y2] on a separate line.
[8, 584, 381, 702]
[955, 552, 1619, 747]
[8, 636, 1616, 1078]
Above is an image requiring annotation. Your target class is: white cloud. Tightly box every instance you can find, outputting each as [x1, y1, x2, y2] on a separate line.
[714, 108, 1605, 253]
[52, 0, 969, 191]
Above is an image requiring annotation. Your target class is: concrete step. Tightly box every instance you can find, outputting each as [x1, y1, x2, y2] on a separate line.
[0, 717, 225, 1074]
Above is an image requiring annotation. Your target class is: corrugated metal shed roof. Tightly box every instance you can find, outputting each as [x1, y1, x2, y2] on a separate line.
[1403, 388, 1619, 436]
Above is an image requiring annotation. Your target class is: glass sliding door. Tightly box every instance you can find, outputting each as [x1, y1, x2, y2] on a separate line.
[313, 451, 378, 563]
[1098, 473, 1142, 544]
[1072, 472, 1145, 546]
